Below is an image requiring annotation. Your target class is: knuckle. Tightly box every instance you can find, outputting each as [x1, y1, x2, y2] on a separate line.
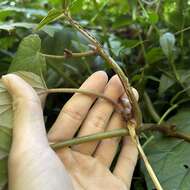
[62, 106, 84, 122]
[13, 97, 41, 110]
[120, 154, 136, 167]
[90, 113, 106, 130]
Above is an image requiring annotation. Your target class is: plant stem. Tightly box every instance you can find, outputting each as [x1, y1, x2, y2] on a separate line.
[50, 128, 127, 149]
[137, 0, 149, 18]
[170, 87, 190, 104]
[41, 49, 97, 59]
[61, 13, 163, 189]
[146, 0, 162, 38]
[142, 135, 154, 148]
[136, 137, 163, 190]
[143, 91, 161, 123]
[50, 123, 190, 149]
[175, 25, 190, 35]
[136, 0, 162, 65]
[168, 55, 180, 85]
[40, 88, 121, 111]
[158, 104, 178, 124]
[62, 13, 142, 128]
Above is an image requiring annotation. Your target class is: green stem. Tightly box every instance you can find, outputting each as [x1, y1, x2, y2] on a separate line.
[175, 25, 190, 35]
[59, 15, 163, 188]
[50, 128, 127, 149]
[137, 0, 149, 18]
[158, 104, 178, 124]
[136, 0, 161, 70]
[169, 56, 180, 83]
[143, 92, 161, 123]
[63, 13, 142, 127]
[50, 123, 190, 150]
[142, 136, 155, 148]
[146, 0, 161, 38]
[83, 58, 93, 75]
[41, 50, 97, 59]
[170, 86, 190, 105]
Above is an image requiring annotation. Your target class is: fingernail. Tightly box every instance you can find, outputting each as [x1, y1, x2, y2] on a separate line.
[1, 74, 16, 91]
[1, 75, 9, 85]
[2, 74, 13, 81]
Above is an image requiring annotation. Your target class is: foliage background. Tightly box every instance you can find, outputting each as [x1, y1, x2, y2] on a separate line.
[1, 0, 190, 189]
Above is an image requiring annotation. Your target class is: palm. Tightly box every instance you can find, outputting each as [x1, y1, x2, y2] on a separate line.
[57, 148, 128, 190]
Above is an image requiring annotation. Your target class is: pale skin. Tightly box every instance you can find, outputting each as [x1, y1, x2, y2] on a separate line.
[2, 71, 139, 190]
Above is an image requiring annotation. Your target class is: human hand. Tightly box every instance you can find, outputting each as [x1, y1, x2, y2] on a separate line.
[3, 71, 139, 190]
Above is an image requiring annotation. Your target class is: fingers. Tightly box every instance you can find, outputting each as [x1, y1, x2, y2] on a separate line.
[93, 88, 139, 168]
[94, 112, 124, 167]
[113, 137, 138, 189]
[2, 74, 48, 151]
[72, 75, 124, 155]
[48, 71, 108, 142]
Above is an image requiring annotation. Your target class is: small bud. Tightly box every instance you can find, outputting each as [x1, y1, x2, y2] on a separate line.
[121, 97, 132, 110]
[159, 32, 175, 58]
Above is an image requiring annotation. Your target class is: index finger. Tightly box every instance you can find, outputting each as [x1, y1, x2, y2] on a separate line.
[48, 71, 108, 142]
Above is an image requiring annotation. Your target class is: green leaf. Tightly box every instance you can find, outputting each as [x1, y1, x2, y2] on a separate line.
[9, 34, 46, 77]
[0, 127, 11, 152]
[124, 39, 144, 49]
[0, 71, 47, 190]
[0, 71, 46, 129]
[159, 70, 190, 97]
[141, 110, 190, 190]
[35, 8, 62, 31]
[70, 0, 84, 14]
[0, 156, 8, 190]
[128, 0, 137, 20]
[112, 16, 132, 29]
[90, 0, 109, 23]
[178, 70, 190, 96]
[0, 22, 35, 32]
[0, 6, 47, 21]
[145, 48, 164, 64]
[0, 22, 62, 37]
[108, 37, 122, 57]
[159, 74, 175, 96]
[148, 11, 159, 24]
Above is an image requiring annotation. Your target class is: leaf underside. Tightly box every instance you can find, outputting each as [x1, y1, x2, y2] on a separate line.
[0, 71, 46, 190]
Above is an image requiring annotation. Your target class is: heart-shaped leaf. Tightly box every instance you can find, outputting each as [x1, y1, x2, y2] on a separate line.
[9, 34, 46, 77]
[0, 71, 47, 190]
[141, 110, 190, 189]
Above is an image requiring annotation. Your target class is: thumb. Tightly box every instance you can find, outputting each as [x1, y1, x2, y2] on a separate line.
[2, 74, 48, 151]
